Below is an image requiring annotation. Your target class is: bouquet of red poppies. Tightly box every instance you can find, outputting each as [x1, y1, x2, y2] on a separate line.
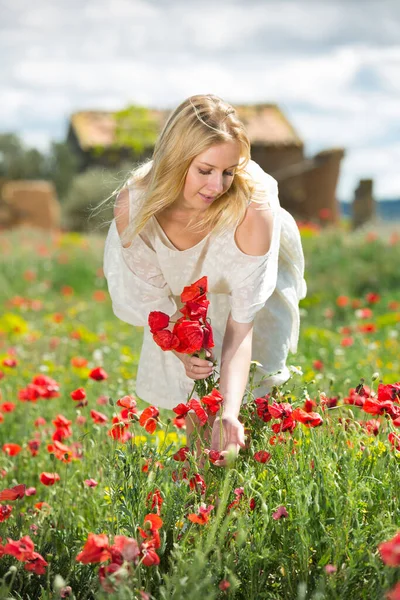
[148, 275, 220, 402]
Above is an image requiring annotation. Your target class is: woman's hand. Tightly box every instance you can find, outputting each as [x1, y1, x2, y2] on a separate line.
[173, 349, 215, 381]
[210, 414, 246, 467]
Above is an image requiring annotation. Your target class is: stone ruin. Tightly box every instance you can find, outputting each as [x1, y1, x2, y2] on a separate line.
[0, 180, 61, 230]
[352, 179, 376, 230]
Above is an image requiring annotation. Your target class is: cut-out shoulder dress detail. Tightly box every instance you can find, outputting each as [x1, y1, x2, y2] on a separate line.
[103, 159, 307, 410]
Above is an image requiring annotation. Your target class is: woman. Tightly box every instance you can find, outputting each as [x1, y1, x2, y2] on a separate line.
[103, 94, 307, 466]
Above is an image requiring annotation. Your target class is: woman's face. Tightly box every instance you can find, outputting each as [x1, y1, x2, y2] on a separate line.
[178, 141, 241, 211]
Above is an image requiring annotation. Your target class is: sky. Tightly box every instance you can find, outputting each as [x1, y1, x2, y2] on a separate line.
[1, 0, 400, 201]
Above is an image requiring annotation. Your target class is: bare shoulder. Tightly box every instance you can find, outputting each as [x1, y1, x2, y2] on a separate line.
[234, 204, 275, 257]
[114, 188, 130, 245]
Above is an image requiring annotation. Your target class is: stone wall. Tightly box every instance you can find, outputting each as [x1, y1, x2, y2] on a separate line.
[0, 181, 61, 230]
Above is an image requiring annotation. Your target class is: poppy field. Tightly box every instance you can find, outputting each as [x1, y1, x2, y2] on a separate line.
[0, 224, 399, 600]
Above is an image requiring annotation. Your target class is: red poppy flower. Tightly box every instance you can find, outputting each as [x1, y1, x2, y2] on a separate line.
[89, 367, 108, 381]
[271, 416, 296, 433]
[303, 399, 317, 412]
[389, 432, 400, 451]
[366, 292, 380, 304]
[71, 356, 88, 368]
[386, 582, 400, 600]
[255, 396, 272, 422]
[312, 360, 324, 371]
[0, 483, 26, 501]
[2, 357, 17, 368]
[24, 552, 48, 575]
[272, 506, 288, 520]
[336, 296, 349, 307]
[254, 450, 271, 463]
[107, 416, 130, 442]
[116, 395, 137, 409]
[4, 535, 35, 560]
[188, 399, 208, 426]
[219, 580, 231, 591]
[90, 409, 108, 425]
[172, 320, 204, 354]
[173, 403, 192, 418]
[31, 374, 60, 398]
[141, 546, 160, 567]
[84, 478, 98, 487]
[181, 276, 208, 303]
[363, 398, 394, 416]
[25, 487, 36, 496]
[292, 408, 323, 427]
[188, 504, 214, 525]
[139, 407, 159, 434]
[28, 439, 40, 456]
[201, 389, 223, 414]
[152, 329, 180, 351]
[378, 383, 400, 402]
[0, 504, 12, 522]
[0, 402, 16, 412]
[172, 415, 186, 428]
[39, 472, 60, 486]
[378, 532, 400, 566]
[146, 489, 163, 515]
[179, 299, 210, 321]
[47, 440, 73, 462]
[148, 311, 170, 334]
[112, 535, 140, 562]
[70, 388, 86, 401]
[172, 446, 190, 462]
[76, 533, 111, 564]
[34, 417, 46, 427]
[3, 443, 22, 456]
[341, 337, 354, 347]
[189, 473, 206, 494]
[143, 513, 163, 532]
[208, 450, 223, 464]
[268, 401, 293, 419]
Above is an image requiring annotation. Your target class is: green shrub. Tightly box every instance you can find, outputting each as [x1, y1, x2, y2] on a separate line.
[62, 165, 133, 232]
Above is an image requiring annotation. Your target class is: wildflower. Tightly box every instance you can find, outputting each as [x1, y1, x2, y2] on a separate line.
[378, 532, 400, 566]
[188, 504, 214, 525]
[0, 504, 12, 522]
[254, 450, 271, 463]
[0, 484, 26, 500]
[189, 473, 206, 495]
[148, 311, 170, 334]
[201, 388, 224, 414]
[139, 406, 159, 434]
[292, 408, 323, 427]
[90, 409, 108, 425]
[272, 506, 288, 520]
[39, 472, 60, 486]
[173, 446, 190, 462]
[84, 479, 98, 487]
[70, 388, 86, 401]
[76, 533, 111, 564]
[89, 367, 108, 381]
[3, 443, 22, 456]
[107, 415, 130, 442]
[187, 398, 208, 425]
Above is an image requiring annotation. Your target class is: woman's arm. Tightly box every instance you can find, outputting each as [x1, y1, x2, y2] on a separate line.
[219, 313, 254, 418]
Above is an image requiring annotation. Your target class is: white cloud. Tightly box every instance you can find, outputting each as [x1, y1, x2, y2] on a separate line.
[1, 0, 400, 198]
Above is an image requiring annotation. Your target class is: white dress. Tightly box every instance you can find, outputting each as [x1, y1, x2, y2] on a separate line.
[103, 160, 307, 410]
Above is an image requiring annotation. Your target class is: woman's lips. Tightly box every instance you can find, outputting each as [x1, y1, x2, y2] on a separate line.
[199, 193, 216, 203]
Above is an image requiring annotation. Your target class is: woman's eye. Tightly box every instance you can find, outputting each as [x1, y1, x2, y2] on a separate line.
[198, 169, 234, 177]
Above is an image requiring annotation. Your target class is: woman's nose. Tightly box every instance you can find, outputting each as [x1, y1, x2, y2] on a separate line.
[207, 174, 224, 195]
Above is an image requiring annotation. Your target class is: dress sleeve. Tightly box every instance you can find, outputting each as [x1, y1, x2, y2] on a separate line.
[228, 174, 282, 324]
[103, 178, 177, 328]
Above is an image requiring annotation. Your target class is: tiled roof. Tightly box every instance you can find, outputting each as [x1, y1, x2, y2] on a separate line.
[69, 103, 302, 150]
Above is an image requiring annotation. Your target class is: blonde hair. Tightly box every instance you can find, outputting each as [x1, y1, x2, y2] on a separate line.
[116, 94, 258, 246]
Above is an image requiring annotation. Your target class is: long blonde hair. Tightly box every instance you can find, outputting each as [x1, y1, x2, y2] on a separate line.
[117, 94, 257, 246]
